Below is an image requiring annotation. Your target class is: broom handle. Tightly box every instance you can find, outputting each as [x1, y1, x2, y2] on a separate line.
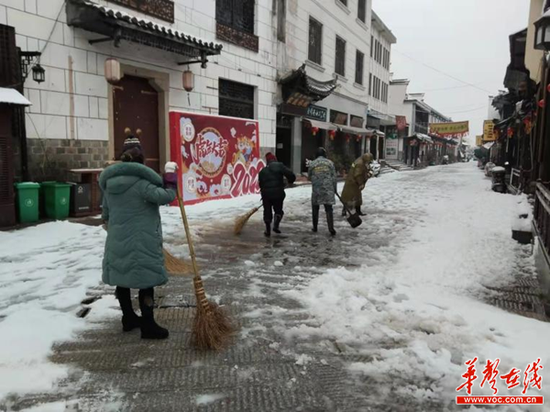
[176, 186, 200, 278]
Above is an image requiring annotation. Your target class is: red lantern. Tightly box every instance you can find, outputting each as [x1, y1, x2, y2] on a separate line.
[329, 130, 336, 140]
[546, 84, 550, 93]
[524, 116, 533, 134]
[311, 126, 319, 136]
[356, 135, 361, 142]
[345, 134, 350, 142]
[507, 127, 514, 138]
[539, 99, 546, 108]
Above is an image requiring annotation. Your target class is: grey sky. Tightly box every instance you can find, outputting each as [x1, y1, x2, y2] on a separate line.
[374, 0, 531, 143]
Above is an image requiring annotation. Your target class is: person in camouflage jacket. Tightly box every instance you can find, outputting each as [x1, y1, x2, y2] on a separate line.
[340, 153, 374, 216]
[308, 147, 337, 236]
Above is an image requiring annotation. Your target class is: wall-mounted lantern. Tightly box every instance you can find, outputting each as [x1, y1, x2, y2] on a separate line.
[183, 69, 194, 92]
[104, 58, 122, 84]
[534, 10, 550, 51]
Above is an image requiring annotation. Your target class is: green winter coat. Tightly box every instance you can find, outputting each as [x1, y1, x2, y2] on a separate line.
[341, 154, 373, 208]
[99, 162, 176, 289]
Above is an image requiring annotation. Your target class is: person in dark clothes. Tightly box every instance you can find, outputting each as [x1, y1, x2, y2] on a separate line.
[258, 152, 296, 237]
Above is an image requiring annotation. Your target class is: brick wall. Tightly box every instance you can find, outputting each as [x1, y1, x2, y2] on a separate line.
[27, 138, 108, 182]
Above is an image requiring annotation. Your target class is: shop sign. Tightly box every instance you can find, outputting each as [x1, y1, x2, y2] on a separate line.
[429, 121, 469, 138]
[306, 105, 327, 122]
[483, 120, 496, 141]
[170, 112, 265, 205]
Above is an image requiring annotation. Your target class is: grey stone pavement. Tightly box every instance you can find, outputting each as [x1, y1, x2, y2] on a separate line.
[4, 170, 549, 412]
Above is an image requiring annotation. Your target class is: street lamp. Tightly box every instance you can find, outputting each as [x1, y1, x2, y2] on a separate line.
[534, 9, 550, 51]
[31, 63, 45, 84]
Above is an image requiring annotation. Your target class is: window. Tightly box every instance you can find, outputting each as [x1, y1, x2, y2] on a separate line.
[355, 50, 364, 85]
[358, 0, 366, 23]
[335, 36, 346, 77]
[338, 0, 348, 6]
[277, 0, 286, 42]
[216, 0, 255, 34]
[370, 35, 374, 57]
[308, 17, 323, 65]
[219, 79, 255, 119]
[369, 73, 372, 95]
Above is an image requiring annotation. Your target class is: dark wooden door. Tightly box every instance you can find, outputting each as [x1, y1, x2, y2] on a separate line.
[0, 106, 15, 227]
[113, 75, 160, 171]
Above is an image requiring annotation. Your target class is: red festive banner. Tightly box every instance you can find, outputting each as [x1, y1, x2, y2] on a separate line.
[169, 112, 265, 205]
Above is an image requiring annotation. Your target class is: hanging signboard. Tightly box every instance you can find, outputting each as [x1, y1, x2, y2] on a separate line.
[169, 112, 265, 205]
[483, 120, 496, 141]
[429, 121, 469, 138]
[306, 105, 328, 122]
[396, 115, 407, 131]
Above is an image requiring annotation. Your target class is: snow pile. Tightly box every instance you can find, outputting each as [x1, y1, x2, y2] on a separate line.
[283, 164, 550, 403]
[0, 222, 112, 400]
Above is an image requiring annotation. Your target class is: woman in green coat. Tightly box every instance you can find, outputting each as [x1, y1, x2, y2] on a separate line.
[100, 137, 176, 340]
[340, 153, 374, 216]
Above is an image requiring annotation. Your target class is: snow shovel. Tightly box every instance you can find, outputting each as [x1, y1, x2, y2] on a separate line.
[336, 193, 362, 228]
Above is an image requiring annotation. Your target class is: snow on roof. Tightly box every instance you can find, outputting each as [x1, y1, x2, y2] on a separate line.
[0, 88, 31, 106]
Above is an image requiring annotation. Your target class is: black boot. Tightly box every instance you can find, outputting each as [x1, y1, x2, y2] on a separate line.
[115, 287, 141, 332]
[326, 206, 336, 236]
[355, 206, 366, 216]
[139, 288, 169, 340]
[312, 205, 320, 232]
[273, 214, 283, 234]
[264, 222, 271, 237]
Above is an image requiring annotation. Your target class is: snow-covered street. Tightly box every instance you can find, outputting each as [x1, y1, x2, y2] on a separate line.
[1, 162, 549, 411]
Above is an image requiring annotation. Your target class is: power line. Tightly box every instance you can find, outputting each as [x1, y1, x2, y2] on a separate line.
[393, 48, 494, 95]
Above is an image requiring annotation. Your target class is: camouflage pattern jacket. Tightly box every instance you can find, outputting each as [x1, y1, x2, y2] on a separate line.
[308, 156, 337, 206]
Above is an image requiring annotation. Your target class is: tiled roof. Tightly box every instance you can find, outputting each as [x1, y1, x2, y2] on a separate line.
[67, 0, 222, 56]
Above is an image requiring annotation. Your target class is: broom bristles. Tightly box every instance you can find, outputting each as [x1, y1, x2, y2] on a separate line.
[234, 206, 260, 235]
[192, 276, 234, 350]
[163, 249, 193, 276]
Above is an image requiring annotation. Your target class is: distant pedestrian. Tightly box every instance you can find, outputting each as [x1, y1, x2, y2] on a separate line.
[340, 153, 374, 216]
[258, 152, 296, 237]
[100, 135, 177, 340]
[308, 147, 337, 236]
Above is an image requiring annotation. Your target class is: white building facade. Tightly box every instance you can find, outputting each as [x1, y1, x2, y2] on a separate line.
[275, 0, 396, 173]
[1, 0, 396, 180]
[1, 0, 279, 180]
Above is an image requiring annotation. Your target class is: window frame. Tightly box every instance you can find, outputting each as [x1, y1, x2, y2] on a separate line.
[355, 49, 364, 85]
[216, 0, 256, 35]
[218, 79, 256, 120]
[357, 0, 366, 23]
[308, 17, 323, 65]
[335, 35, 346, 77]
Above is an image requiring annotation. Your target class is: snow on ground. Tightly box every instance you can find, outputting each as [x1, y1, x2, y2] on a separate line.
[1, 162, 548, 407]
[281, 163, 550, 404]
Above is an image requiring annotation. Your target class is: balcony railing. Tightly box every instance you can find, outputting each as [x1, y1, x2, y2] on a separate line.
[535, 183, 550, 256]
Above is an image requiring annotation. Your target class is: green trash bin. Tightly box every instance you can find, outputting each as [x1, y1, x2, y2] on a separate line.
[14, 182, 40, 223]
[41, 182, 71, 220]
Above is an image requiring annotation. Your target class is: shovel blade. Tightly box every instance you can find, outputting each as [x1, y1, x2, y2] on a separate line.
[347, 213, 363, 228]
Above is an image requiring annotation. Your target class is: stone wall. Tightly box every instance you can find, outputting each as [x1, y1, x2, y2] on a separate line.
[27, 138, 108, 182]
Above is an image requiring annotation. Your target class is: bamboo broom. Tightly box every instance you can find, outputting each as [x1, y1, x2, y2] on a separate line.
[234, 203, 262, 235]
[176, 185, 233, 350]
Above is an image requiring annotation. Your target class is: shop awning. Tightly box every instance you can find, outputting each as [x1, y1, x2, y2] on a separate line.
[0, 88, 31, 106]
[375, 130, 385, 138]
[338, 125, 376, 136]
[304, 119, 337, 131]
[408, 133, 433, 143]
[66, 0, 222, 59]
